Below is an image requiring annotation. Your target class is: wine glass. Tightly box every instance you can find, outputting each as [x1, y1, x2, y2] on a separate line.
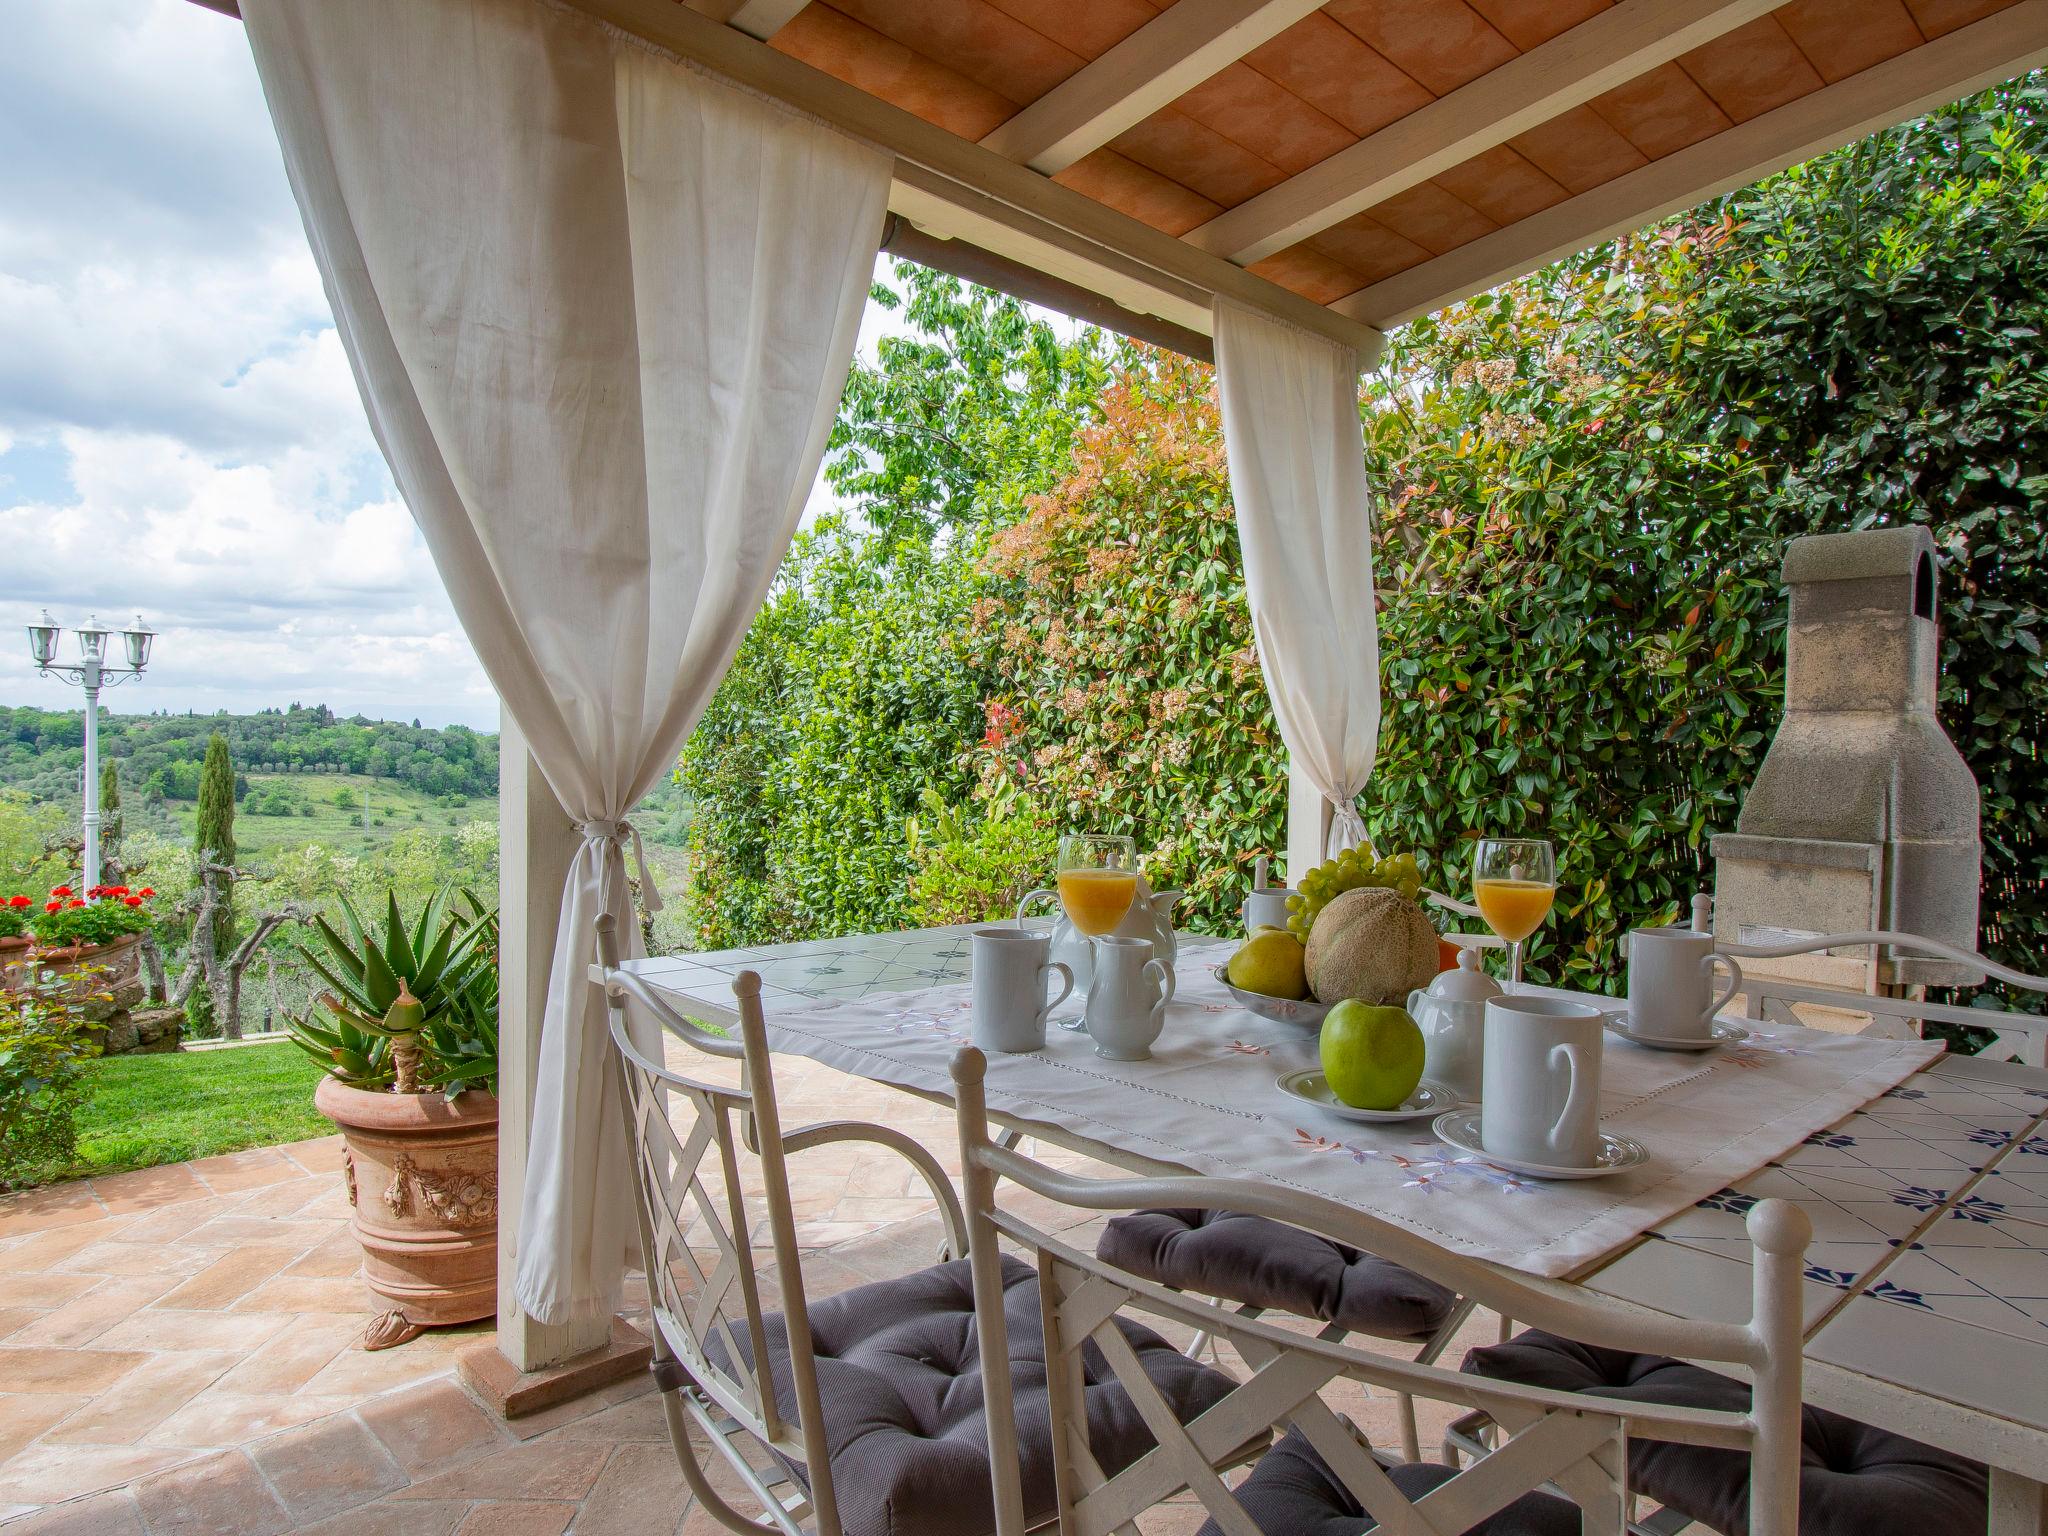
[1472, 838, 1556, 990]
[1056, 833, 1138, 938]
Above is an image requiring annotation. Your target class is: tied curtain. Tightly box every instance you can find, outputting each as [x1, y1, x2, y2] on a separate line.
[1212, 298, 1385, 860]
[241, 0, 891, 1324]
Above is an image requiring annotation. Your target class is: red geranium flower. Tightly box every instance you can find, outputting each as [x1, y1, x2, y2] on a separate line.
[7, 894, 28, 909]
[138, 888, 155, 899]
[123, 895, 143, 908]
[68, 899, 86, 909]
[44, 900, 61, 913]
[51, 885, 72, 898]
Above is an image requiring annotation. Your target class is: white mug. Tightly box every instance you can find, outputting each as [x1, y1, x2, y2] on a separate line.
[1069, 935, 1174, 1061]
[971, 928, 1073, 1054]
[1242, 889, 1293, 936]
[1481, 995, 1605, 1168]
[1623, 924, 1741, 1040]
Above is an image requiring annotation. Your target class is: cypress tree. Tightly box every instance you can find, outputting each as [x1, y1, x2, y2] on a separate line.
[192, 734, 238, 1027]
[98, 760, 121, 863]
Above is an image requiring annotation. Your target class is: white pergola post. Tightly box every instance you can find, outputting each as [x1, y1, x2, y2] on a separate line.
[495, 710, 610, 1370]
[1286, 754, 1332, 886]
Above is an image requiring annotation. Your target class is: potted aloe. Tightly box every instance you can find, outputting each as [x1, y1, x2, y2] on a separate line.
[287, 889, 499, 1350]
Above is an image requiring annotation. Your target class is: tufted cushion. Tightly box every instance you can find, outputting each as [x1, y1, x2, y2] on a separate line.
[703, 1255, 1236, 1536]
[1099, 1210, 1458, 1341]
[1196, 1429, 1581, 1536]
[1463, 1330, 1989, 1536]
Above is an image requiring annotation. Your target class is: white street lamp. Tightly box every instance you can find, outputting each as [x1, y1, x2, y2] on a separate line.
[26, 611, 159, 894]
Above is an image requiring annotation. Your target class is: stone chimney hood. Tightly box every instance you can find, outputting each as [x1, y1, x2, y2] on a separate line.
[1711, 525, 1982, 988]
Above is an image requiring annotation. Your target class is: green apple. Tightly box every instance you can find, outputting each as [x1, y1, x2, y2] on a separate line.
[1319, 1001, 1425, 1110]
[1226, 928, 1309, 1000]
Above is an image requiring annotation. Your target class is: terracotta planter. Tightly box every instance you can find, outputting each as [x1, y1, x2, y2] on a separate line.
[0, 935, 30, 993]
[10, 931, 145, 998]
[316, 1077, 499, 1350]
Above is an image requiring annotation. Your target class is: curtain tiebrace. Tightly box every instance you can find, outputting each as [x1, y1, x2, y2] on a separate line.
[1326, 795, 1368, 859]
[577, 818, 664, 914]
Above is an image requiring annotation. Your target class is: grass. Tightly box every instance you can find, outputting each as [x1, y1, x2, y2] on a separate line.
[64, 1042, 333, 1182]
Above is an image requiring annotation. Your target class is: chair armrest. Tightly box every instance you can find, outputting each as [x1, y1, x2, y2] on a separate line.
[778, 1119, 968, 1258]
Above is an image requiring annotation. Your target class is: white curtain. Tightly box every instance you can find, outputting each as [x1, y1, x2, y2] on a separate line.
[1213, 298, 1385, 860]
[242, 0, 891, 1325]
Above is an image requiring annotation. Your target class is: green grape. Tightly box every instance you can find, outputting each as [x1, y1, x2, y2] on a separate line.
[1285, 848, 1430, 936]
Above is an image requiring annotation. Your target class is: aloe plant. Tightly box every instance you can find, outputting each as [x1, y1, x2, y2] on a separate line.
[286, 889, 496, 1098]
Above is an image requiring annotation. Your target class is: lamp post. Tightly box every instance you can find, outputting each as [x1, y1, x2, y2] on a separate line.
[26, 611, 157, 894]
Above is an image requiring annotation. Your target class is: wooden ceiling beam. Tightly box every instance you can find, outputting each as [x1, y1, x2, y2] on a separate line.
[977, 0, 1327, 175]
[1187, 0, 1782, 265]
[1331, 0, 2048, 330]
[723, 0, 808, 43]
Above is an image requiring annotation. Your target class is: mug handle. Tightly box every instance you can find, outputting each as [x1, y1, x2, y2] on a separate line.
[1017, 888, 1057, 926]
[1703, 952, 1742, 1021]
[1144, 958, 1175, 1025]
[1036, 961, 1075, 1027]
[1545, 1041, 1598, 1159]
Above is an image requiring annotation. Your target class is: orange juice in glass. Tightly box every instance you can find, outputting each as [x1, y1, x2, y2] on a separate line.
[1472, 838, 1555, 989]
[1057, 834, 1138, 937]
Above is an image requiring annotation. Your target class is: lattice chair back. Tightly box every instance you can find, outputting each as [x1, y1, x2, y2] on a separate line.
[948, 1047, 1814, 1536]
[595, 913, 967, 1536]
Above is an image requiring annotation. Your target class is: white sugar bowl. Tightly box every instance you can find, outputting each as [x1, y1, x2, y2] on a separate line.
[1406, 947, 1500, 1104]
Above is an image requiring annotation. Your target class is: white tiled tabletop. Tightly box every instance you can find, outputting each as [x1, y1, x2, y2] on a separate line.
[629, 924, 2048, 1515]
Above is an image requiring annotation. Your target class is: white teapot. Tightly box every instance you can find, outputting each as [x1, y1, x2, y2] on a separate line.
[1017, 874, 1182, 1001]
[1406, 946, 1500, 1103]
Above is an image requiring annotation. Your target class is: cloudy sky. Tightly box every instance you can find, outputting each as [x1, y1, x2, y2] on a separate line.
[0, 0, 905, 731]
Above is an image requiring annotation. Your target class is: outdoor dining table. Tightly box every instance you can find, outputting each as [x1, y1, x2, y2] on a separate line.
[625, 923, 2048, 1533]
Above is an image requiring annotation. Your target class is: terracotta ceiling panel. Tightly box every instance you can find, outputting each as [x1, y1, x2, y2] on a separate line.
[1904, 0, 2017, 40]
[1246, 243, 1374, 304]
[1590, 61, 1732, 160]
[1466, 0, 1613, 51]
[1774, 0, 1925, 82]
[1171, 62, 1358, 176]
[825, 0, 1082, 103]
[979, 0, 1168, 63]
[1433, 144, 1570, 226]
[1242, 13, 1436, 138]
[775, 6, 1017, 137]
[1323, 0, 1521, 96]
[1508, 104, 1650, 193]
[1110, 109, 1290, 208]
[1678, 16, 1825, 122]
[1052, 148, 1223, 236]
[1309, 213, 1437, 284]
[1363, 181, 1500, 254]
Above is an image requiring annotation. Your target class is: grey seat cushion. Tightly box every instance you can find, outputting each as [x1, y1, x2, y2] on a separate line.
[704, 1255, 1236, 1536]
[1196, 1429, 1581, 1536]
[1463, 1330, 1989, 1536]
[1099, 1209, 1458, 1341]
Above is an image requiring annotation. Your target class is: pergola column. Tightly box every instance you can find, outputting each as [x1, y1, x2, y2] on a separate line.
[1286, 755, 1332, 884]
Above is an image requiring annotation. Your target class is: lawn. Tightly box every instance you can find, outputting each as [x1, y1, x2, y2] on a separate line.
[66, 1042, 333, 1181]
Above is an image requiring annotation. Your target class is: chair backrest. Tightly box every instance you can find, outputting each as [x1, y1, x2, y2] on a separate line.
[948, 1046, 1813, 1536]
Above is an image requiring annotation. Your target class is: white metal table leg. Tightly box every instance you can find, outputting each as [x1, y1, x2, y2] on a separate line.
[1990, 1469, 2047, 1536]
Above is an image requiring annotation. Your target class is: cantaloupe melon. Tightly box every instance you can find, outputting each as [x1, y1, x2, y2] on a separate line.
[1304, 887, 1441, 1005]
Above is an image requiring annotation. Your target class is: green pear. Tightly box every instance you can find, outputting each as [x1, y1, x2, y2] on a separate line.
[1227, 928, 1309, 1000]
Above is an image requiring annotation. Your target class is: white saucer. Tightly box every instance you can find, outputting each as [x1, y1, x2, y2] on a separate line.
[1604, 1016, 1749, 1052]
[1430, 1111, 1649, 1180]
[1276, 1071, 1457, 1124]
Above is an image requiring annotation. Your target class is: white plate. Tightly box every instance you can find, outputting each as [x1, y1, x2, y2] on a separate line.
[1275, 1070, 1456, 1123]
[1604, 1017, 1749, 1052]
[1212, 965, 1333, 1028]
[1430, 1111, 1649, 1180]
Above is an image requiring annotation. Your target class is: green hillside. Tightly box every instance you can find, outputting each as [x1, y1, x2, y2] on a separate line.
[133, 771, 497, 857]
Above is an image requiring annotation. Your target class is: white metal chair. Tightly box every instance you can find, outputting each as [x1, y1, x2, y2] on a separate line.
[950, 1044, 1816, 1536]
[595, 914, 1242, 1536]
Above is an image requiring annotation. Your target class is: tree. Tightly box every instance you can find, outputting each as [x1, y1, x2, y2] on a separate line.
[192, 733, 239, 1035]
[98, 761, 121, 864]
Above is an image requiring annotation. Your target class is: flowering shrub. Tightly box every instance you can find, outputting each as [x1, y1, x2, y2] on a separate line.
[0, 968, 103, 1189]
[27, 886, 158, 949]
[0, 893, 32, 941]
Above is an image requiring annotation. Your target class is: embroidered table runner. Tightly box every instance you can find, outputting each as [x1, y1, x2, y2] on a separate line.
[761, 940, 1942, 1279]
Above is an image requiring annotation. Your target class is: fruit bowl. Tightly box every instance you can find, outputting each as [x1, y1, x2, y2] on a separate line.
[1211, 965, 1332, 1027]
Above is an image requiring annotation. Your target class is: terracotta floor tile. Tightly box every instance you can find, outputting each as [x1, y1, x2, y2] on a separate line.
[210, 1314, 361, 1396]
[276, 1136, 346, 1177]
[0, 1226, 110, 1275]
[0, 1486, 147, 1534]
[40, 1352, 238, 1446]
[249, 1411, 406, 1524]
[297, 1495, 470, 1536]
[300, 1341, 468, 1401]
[0, 1188, 103, 1242]
[0, 1393, 87, 1460]
[132, 1449, 290, 1536]
[231, 1275, 372, 1314]
[566, 1441, 687, 1536]
[154, 1248, 300, 1311]
[8, 1276, 183, 1349]
[143, 1389, 360, 1449]
[86, 1164, 207, 1217]
[281, 1230, 365, 1280]
[186, 1148, 299, 1196]
[450, 1501, 576, 1536]
[223, 1177, 330, 1220]
[1, 1275, 100, 1311]
[544, 1391, 672, 1444]
[390, 1438, 611, 1502]
[0, 1347, 147, 1395]
[0, 1309, 40, 1341]
[104, 1198, 238, 1247]
[172, 1215, 343, 1252]
[358, 1376, 506, 1478]
[51, 1241, 209, 1280]
[89, 1308, 293, 1354]
[0, 1443, 200, 1505]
